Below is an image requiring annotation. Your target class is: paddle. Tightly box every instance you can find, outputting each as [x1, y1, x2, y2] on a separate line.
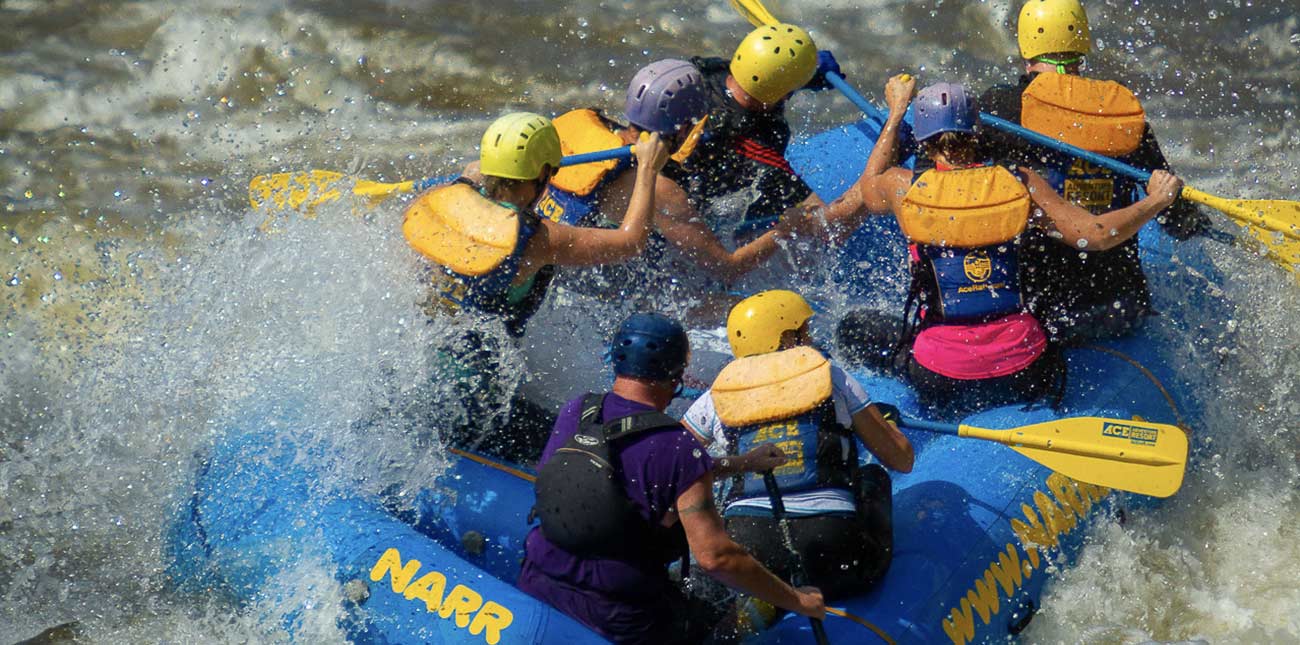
[762, 472, 831, 645]
[727, 0, 1300, 275]
[898, 416, 1188, 498]
[979, 113, 1300, 273]
[248, 146, 634, 211]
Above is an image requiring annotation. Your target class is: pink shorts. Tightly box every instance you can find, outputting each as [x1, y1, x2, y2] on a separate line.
[911, 312, 1048, 380]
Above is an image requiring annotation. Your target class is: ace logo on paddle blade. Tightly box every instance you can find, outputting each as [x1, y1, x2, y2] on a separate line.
[1100, 422, 1159, 446]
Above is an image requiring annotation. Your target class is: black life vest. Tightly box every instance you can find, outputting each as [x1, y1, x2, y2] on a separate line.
[1017, 73, 1152, 327]
[533, 394, 689, 564]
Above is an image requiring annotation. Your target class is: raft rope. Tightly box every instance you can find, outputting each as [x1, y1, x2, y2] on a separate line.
[825, 607, 898, 644]
[447, 447, 537, 483]
[1077, 344, 1189, 430]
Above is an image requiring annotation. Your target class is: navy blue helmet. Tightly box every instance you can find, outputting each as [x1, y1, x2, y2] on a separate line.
[609, 313, 689, 381]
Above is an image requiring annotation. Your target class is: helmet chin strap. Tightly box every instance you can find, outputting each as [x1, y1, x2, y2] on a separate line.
[1037, 54, 1085, 75]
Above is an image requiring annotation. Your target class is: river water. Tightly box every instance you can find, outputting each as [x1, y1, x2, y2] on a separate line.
[2, 0, 1297, 643]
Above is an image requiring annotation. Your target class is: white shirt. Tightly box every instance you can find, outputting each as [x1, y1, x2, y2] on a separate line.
[683, 364, 873, 517]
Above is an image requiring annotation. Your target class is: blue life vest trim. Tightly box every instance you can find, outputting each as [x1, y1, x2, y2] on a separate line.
[723, 400, 855, 504]
[920, 243, 1023, 322]
[433, 180, 551, 335]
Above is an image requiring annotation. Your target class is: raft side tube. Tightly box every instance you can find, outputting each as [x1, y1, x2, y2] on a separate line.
[166, 423, 602, 645]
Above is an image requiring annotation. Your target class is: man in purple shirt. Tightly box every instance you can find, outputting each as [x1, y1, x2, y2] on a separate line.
[520, 313, 824, 644]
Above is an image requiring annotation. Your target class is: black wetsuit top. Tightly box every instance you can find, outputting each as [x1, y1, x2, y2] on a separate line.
[979, 74, 1209, 340]
[663, 57, 814, 224]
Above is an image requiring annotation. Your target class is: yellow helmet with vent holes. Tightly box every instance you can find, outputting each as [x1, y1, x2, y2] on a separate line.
[1018, 0, 1092, 61]
[727, 289, 815, 358]
[730, 24, 818, 105]
[479, 112, 562, 180]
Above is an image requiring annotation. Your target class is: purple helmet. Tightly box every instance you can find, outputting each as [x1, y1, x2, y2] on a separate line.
[625, 59, 709, 134]
[912, 82, 979, 143]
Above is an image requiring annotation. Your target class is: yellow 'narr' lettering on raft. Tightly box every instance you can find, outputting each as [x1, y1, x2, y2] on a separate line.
[369, 547, 514, 645]
[942, 473, 1110, 645]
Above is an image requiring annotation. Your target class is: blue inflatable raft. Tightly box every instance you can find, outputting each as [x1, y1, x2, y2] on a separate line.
[168, 115, 1216, 644]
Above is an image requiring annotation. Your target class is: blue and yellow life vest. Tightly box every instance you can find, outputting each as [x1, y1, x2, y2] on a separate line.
[533, 109, 634, 226]
[1021, 73, 1146, 213]
[712, 347, 856, 502]
[403, 179, 552, 336]
[898, 165, 1031, 323]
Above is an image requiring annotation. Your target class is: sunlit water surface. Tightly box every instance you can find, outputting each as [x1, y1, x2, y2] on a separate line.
[2, 0, 1297, 642]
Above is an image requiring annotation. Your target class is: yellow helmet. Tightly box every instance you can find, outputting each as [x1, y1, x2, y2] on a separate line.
[727, 290, 815, 358]
[479, 112, 562, 180]
[1018, 0, 1091, 61]
[730, 24, 818, 105]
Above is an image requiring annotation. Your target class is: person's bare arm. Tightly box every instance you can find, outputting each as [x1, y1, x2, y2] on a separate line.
[802, 75, 916, 244]
[524, 134, 671, 269]
[850, 404, 914, 473]
[1027, 169, 1183, 252]
[862, 74, 916, 179]
[652, 184, 790, 283]
[676, 476, 826, 619]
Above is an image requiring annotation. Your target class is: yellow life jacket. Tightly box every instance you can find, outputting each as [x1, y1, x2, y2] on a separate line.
[402, 182, 520, 277]
[712, 346, 832, 427]
[551, 109, 627, 197]
[1021, 73, 1146, 156]
[898, 166, 1031, 248]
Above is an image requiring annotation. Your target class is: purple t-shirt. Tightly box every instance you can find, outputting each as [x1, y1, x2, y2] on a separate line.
[518, 392, 713, 643]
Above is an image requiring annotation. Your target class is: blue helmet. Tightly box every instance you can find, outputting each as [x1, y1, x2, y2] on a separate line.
[609, 313, 689, 381]
[912, 82, 979, 143]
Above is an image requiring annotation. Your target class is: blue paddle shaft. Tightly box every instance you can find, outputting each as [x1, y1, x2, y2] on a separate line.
[824, 69, 1156, 186]
[408, 147, 632, 194]
[560, 147, 633, 167]
[979, 114, 1154, 183]
[825, 72, 887, 122]
[411, 176, 440, 192]
[898, 417, 961, 436]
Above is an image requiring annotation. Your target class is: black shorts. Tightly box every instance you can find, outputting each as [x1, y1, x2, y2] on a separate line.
[906, 352, 1060, 414]
[726, 467, 894, 600]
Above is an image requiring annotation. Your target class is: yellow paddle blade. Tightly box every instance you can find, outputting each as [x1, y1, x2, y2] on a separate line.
[248, 171, 414, 212]
[728, 0, 779, 27]
[249, 170, 347, 211]
[959, 418, 1188, 498]
[1182, 186, 1300, 275]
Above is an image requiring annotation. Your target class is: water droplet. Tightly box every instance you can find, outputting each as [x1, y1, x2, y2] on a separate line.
[1076, 238, 1089, 249]
[53, 271, 63, 281]
[5, 275, 18, 286]
[9, 233, 20, 245]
